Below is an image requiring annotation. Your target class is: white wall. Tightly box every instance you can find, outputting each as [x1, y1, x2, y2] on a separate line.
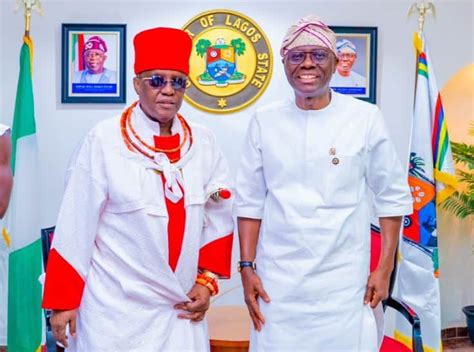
[1, 0, 473, 327]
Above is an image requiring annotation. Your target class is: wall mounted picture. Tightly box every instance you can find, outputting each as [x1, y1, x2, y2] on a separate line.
[329, 26, 377, 104]
[61, 23, 126, 103]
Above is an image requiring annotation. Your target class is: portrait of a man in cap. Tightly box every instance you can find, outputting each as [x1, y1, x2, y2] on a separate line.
[331, 38, 367, 89]
[72, 35, 117, 84]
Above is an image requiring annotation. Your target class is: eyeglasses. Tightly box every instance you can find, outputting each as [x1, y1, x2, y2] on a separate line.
[139, 75, 187, 90]
[286, 49, 333, 65]
[337, 53, 356, 60]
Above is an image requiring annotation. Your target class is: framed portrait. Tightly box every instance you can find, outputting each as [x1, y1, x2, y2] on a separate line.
[329, 26, 377, 104]
[61, 23, 126, 104]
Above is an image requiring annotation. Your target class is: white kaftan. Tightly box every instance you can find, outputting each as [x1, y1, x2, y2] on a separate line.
[235, 92, 412, 351]
[44, 106, 234, 351]
[331, 70, 366, 88]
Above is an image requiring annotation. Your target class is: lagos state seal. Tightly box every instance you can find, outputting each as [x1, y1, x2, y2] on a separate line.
[183, 10, 273, 113]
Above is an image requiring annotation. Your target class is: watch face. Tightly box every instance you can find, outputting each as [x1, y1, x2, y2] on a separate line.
[238, 261, 256, 272]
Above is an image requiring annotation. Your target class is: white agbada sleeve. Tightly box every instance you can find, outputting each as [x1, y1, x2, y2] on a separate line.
[234, 116, 267, 219]
[43, 131, 108, 309]
[197, 131, 234, 278]
[365, 109, 413, 217]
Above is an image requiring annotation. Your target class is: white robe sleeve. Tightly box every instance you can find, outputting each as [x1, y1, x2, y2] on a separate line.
[198, 131, 234, 278]
[43, 131, 108, 309]
[234, 116, 267, 219]
[365, 109, 413, 218]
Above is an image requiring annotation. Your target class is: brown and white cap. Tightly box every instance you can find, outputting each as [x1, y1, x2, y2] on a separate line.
[280, 15, 337, 57]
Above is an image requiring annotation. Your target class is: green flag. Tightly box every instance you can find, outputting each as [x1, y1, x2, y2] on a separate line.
[6, 36, 44, 352]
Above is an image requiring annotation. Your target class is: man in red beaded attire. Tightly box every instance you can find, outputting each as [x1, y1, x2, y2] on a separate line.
[42, 27, 234, 351]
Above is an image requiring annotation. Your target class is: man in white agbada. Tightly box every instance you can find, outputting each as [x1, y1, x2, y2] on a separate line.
[0, 124, 12, 352]
[42, 27, 234, 351]
[235, 15, 413, 351]
[331, 39, 366, 88]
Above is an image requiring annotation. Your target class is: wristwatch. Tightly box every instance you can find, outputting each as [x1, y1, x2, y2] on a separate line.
[238, 261, 256, 272]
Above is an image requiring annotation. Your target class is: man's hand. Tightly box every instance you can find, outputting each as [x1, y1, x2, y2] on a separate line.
[174, 283, 211, 322]
[364, 268, 392, 308]
[241, 268, 270, 331]
[365, 216, 401, 308]
[51, 309, 77, 348]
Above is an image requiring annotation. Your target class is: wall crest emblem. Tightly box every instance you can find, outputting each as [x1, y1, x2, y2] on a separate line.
[183, 10, 273, 113]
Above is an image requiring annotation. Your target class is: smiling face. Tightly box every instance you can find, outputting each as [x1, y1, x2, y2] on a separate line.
[133, 69, 187, 128]
[337, 52, 357, 76]
[84, 49, 107, 74]
[283, 45, 337, 102]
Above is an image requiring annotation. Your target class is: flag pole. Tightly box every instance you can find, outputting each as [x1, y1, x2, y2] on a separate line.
[16, 0, 44, 38]
[407, 1, 436, 33]
[407, 2, 436, 106]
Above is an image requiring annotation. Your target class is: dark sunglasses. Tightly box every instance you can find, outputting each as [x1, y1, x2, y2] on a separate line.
[286, 49, 332, 65]
[140, 75, 187, 90]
